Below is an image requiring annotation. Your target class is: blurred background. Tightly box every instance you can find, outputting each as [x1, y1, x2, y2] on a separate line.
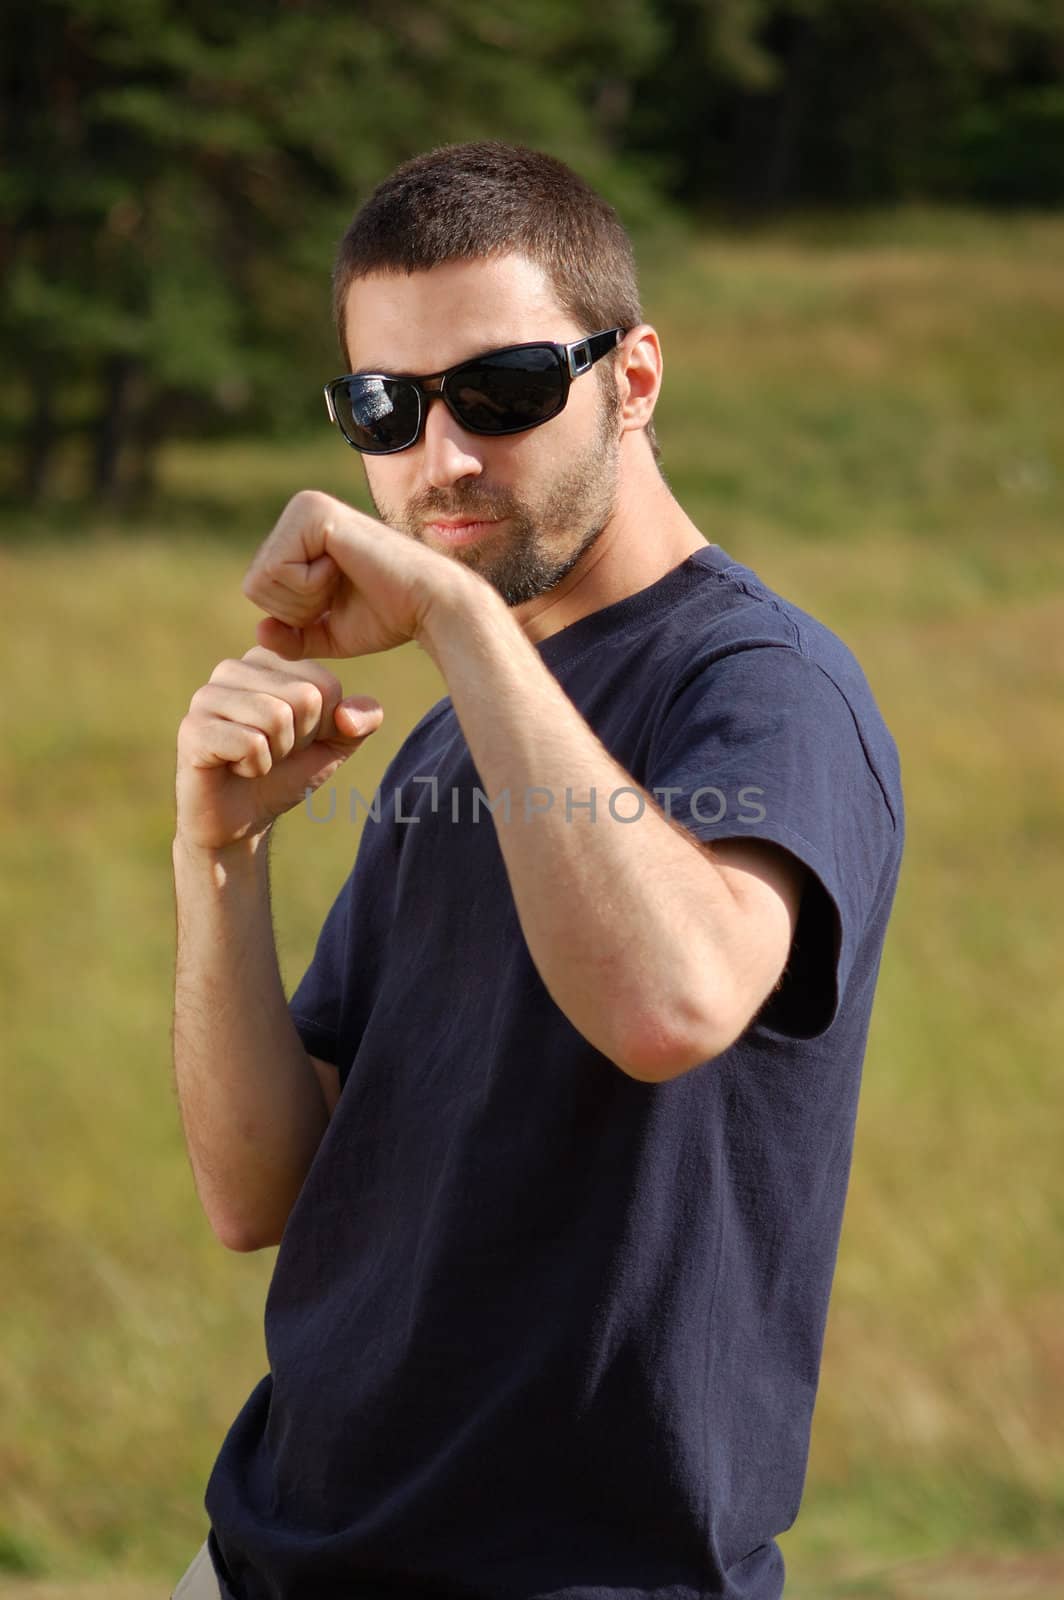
[1, 1, 1062, 1595]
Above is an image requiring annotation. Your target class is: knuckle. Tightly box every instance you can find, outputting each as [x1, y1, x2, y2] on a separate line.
[261, 697, 294, 740]
[307, 664, 341, 697]
[294, 681, 324, 719]
[209, 657, 242, 682]
[290, 487, 331, 520]
[241, 646, 271, 665]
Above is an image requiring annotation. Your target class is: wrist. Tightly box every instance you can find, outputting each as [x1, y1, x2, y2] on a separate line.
[414, 564, 507, 671]
[172, 829, 272, 871]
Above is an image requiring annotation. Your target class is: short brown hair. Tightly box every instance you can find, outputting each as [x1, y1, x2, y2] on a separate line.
[331, 140, 661, 464]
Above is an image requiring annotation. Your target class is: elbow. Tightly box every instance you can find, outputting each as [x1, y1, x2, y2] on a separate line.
[212, 1212, 284, 1253]
[219, 1230, 273, 1255]
[614, 1036, 720, 1084]
[611, 1000, 730, 1085]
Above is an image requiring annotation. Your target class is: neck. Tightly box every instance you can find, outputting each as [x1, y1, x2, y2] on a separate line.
[513, 440, 710, 646]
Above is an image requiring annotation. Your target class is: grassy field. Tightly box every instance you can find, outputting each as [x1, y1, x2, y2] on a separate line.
[1, 210, 1062, 1595]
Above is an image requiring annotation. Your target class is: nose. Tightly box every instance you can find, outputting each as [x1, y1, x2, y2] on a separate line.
[419, 392, 484, 488]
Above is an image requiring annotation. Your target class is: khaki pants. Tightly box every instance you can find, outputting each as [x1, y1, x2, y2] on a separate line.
[171, 1539, 223, 1599]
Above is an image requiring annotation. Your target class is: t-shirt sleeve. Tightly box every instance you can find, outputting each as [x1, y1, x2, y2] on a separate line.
[644, 644, 895, 1040]
[287, 863, 357, 1066]
[286, 703, 447, 1072]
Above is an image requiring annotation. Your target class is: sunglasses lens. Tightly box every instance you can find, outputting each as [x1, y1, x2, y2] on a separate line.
[450, 347, 564, 433]
[332, 377, 420, 453]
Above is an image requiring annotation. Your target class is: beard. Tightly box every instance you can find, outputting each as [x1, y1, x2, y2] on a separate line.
[366, 379, 622, 608]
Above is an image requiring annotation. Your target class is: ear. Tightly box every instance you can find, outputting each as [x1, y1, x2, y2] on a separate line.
[615, 325, 662, 437]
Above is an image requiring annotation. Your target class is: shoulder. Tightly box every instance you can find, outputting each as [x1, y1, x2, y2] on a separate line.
[648, 561, 904, 831]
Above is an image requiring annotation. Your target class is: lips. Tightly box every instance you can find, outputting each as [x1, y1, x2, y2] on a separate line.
[425, 516, 503, 546]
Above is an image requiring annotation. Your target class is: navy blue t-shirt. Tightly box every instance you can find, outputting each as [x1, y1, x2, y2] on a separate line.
[204, 540, 905, 1599]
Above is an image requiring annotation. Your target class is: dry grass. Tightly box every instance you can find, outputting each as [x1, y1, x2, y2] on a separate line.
[1, 212, 1062, 1586]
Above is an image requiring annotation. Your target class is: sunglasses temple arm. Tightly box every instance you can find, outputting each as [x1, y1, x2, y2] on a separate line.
[589, 328, 625, 360]
[588, 323, 624, 355]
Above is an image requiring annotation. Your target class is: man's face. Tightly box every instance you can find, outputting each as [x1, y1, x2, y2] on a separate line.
[342, 254, 623, 607]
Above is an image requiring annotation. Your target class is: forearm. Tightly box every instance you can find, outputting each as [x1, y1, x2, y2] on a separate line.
[171, 832, 330, 1250]
[419, 580, 739, 1079]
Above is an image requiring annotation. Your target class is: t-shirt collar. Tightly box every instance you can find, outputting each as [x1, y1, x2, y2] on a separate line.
[531, 542, 734, 672]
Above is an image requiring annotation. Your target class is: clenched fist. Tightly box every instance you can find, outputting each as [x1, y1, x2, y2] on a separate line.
[175, 646, 383, 852]
[240, 489, 475, 663]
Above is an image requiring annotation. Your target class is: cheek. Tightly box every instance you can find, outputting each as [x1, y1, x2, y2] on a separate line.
[363, 463, 407, 516]
[499, 437, 550, 484]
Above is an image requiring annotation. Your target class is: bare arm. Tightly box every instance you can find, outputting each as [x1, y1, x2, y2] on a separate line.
[241, 492, 805, 1084]
[172, 834, 331, 1251]
[417, 583, 804, 1080]
[171, 647, 381, 1251]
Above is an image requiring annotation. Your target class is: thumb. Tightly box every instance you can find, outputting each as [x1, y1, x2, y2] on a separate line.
[331, 697, 384, 740]
[286, 696, 384, 798]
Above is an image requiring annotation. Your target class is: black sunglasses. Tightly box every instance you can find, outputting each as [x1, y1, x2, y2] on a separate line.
[323, 327, 627, 455]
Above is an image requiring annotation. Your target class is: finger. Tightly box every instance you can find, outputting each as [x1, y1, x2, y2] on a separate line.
[230, 647, 343, 708]
[188, 685, 299, 767]
[180, 696, 379, 787]
[242, 491, 345, 622]
[334, 698, 384, 738]
[255, 617, 306, 660]
[239, 643, 309, 672]
[256, 613, 345, 661]
[193, 672, 382, 753]
[179, 713, 274, 779]
[244, 552, 340, 629]
[207, 654, 343, 738]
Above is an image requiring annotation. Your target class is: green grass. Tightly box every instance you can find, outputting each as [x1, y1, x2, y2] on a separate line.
[1, 211, 1062, 1592]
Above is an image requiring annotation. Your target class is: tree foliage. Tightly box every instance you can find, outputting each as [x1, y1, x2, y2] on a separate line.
[625, 0, 1064, 212]
[2, 0, 1062, 508]
[0, 0, 670, 504]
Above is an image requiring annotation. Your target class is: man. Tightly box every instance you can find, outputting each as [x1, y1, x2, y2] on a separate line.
[171, 141, 904, 1600]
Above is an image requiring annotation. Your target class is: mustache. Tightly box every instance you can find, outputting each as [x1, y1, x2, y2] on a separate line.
[413, 491, 515, 522]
